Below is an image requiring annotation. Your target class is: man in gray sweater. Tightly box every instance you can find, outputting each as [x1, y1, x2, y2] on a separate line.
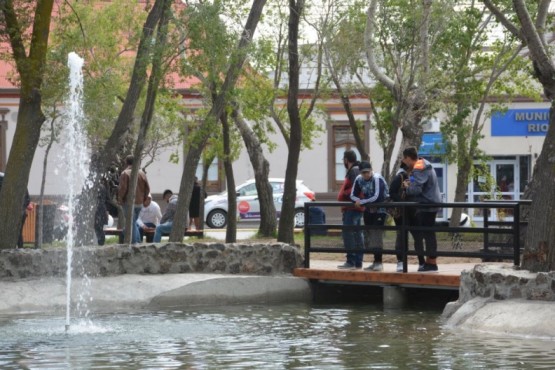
[402, 147, 442, 272]
[153, 189, 179, 242]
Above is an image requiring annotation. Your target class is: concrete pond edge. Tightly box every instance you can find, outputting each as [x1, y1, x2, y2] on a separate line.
[442, 264, 555, 339]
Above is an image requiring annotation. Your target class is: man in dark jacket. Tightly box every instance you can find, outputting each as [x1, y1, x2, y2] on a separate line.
[337, 150, 364, 269]
[153, 189, 179, 242]
[402, 147, 442, 272]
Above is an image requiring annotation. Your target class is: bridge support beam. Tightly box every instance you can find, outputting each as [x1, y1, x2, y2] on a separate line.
[383, 286, 407, 309]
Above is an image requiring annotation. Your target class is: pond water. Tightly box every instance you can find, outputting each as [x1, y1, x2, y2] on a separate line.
[0, 303, 553, 369]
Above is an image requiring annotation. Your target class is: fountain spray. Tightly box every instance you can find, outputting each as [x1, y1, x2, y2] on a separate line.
[64, 52, 89, 332]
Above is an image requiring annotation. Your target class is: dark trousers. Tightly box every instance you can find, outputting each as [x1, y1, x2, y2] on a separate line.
[412, 211, 438, 263]
[363, 212, 386, 263]
[139, 222, 156, 243]
[394, 209, 417, 262]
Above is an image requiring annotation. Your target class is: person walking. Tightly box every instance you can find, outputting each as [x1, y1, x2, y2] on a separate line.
[153, 189, 178, 242]
[94, 178, 110, 246]
[402, 146, 442, 272]
[137, 194, 162, 242]
[350, 161, 389, 271]
[336, 150, 364, 270]
[189, 177, 206, 230]
[117, 155, 150, 244]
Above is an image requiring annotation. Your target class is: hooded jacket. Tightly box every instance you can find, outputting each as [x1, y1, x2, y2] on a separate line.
[160, 194, 179, 224]
[405, 158, 442, 211]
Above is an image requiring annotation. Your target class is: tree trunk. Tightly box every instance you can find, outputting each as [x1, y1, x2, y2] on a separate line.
[36, 117, 57, 248]
[0, 99, 45, 248]
[123, 0, 171, 244]
[450, 156, 472, 228]
[170, 0, 267, 242]
[232, 105, 276, 237]
[221, 112, 237, 243]
[0, 0, 54, 249]
[522, 104, 555, 271]
[277, 0, 304, 244]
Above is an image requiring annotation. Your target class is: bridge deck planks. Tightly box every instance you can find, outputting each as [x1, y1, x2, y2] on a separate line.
[293, 268, 460, 288]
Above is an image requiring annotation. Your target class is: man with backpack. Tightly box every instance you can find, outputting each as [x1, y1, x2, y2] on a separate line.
[350, 161, 389, 271]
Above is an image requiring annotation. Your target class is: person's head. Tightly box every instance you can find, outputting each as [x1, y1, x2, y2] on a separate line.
[402, 147, 418, 170]
[343, 150, 357, 169]
[125, 155, 134, 166]
[359, 161, 373, 179]
[162, 189, 173, 202]
[143, 193, 152, 207]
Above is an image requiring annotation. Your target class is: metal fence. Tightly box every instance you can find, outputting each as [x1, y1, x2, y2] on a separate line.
[303, 201, 529, 271]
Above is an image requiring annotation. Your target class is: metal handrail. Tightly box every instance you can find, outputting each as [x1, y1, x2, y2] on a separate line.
[303, 201, 524, 270]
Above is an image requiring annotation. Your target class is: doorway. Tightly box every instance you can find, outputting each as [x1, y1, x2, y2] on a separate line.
[468, 157, 527, 221]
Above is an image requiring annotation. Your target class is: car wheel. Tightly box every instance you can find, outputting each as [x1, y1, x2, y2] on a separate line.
[207, 209, 227, 228]
[294, 208, 305, 228]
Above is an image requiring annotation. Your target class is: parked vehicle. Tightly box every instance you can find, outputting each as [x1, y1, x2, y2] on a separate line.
[204, 178, 315, 229]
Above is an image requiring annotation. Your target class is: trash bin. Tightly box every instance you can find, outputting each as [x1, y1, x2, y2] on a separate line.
[22, 204, 36, 243]
[25, 201, 58, 245]
[309, 206, 327, 236]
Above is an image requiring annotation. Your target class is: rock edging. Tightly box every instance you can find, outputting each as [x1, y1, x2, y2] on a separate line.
[0, 242, 304, 280]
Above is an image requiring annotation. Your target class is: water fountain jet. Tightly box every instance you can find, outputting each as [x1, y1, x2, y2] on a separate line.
[62, 52, 89, 332]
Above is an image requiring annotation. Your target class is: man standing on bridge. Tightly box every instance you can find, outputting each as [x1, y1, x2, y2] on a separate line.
[402, 147, 442, 272]
[337, 150, 364, 270]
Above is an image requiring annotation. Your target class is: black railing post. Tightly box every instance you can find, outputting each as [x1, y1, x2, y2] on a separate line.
[483, 206, 489, 254]
[402, 204, 408, 273]
[304, 202, 310, 268]
[513, 203, 520, 267]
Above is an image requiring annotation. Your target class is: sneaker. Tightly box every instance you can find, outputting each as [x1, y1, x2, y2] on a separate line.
[337, 262, 356, 270]
[364, 262, 383, 271]
[396, 261, 404, 272]
[418, 263, 438, 272]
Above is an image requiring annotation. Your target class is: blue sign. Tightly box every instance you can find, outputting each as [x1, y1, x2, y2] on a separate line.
[419, 133, 446, 156]
[491, 109, 550, 136]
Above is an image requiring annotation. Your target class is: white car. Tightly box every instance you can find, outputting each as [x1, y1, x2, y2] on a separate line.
[204, 178, 315, 229]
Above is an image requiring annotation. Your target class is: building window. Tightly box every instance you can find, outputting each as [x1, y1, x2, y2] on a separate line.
[328, 123, 368, 192]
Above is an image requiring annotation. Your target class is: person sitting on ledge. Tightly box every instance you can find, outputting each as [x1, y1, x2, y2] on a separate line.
[153, 189, 178, 243]
[137, 193, 162, 242]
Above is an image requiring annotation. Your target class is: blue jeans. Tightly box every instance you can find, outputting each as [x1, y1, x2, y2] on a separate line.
[342, 210, 363, 267]
[153, 221, 173, 242]
[128, 206, 142, 244]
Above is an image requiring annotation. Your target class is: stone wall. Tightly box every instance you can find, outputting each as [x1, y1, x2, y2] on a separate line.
[0, 242, 304, 280]
[458, 264, 555, 304]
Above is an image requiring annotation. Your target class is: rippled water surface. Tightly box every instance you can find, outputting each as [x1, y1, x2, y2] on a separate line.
[0, 304, 554, 369]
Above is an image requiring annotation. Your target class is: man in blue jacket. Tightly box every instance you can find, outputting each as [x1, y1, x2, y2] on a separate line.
[402, 147, 442, 272]
[350, 161, 389, 271]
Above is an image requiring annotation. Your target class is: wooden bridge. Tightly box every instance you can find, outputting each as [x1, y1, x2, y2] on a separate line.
[293, 260, 478, 290]
[294, 200, 529, 303]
